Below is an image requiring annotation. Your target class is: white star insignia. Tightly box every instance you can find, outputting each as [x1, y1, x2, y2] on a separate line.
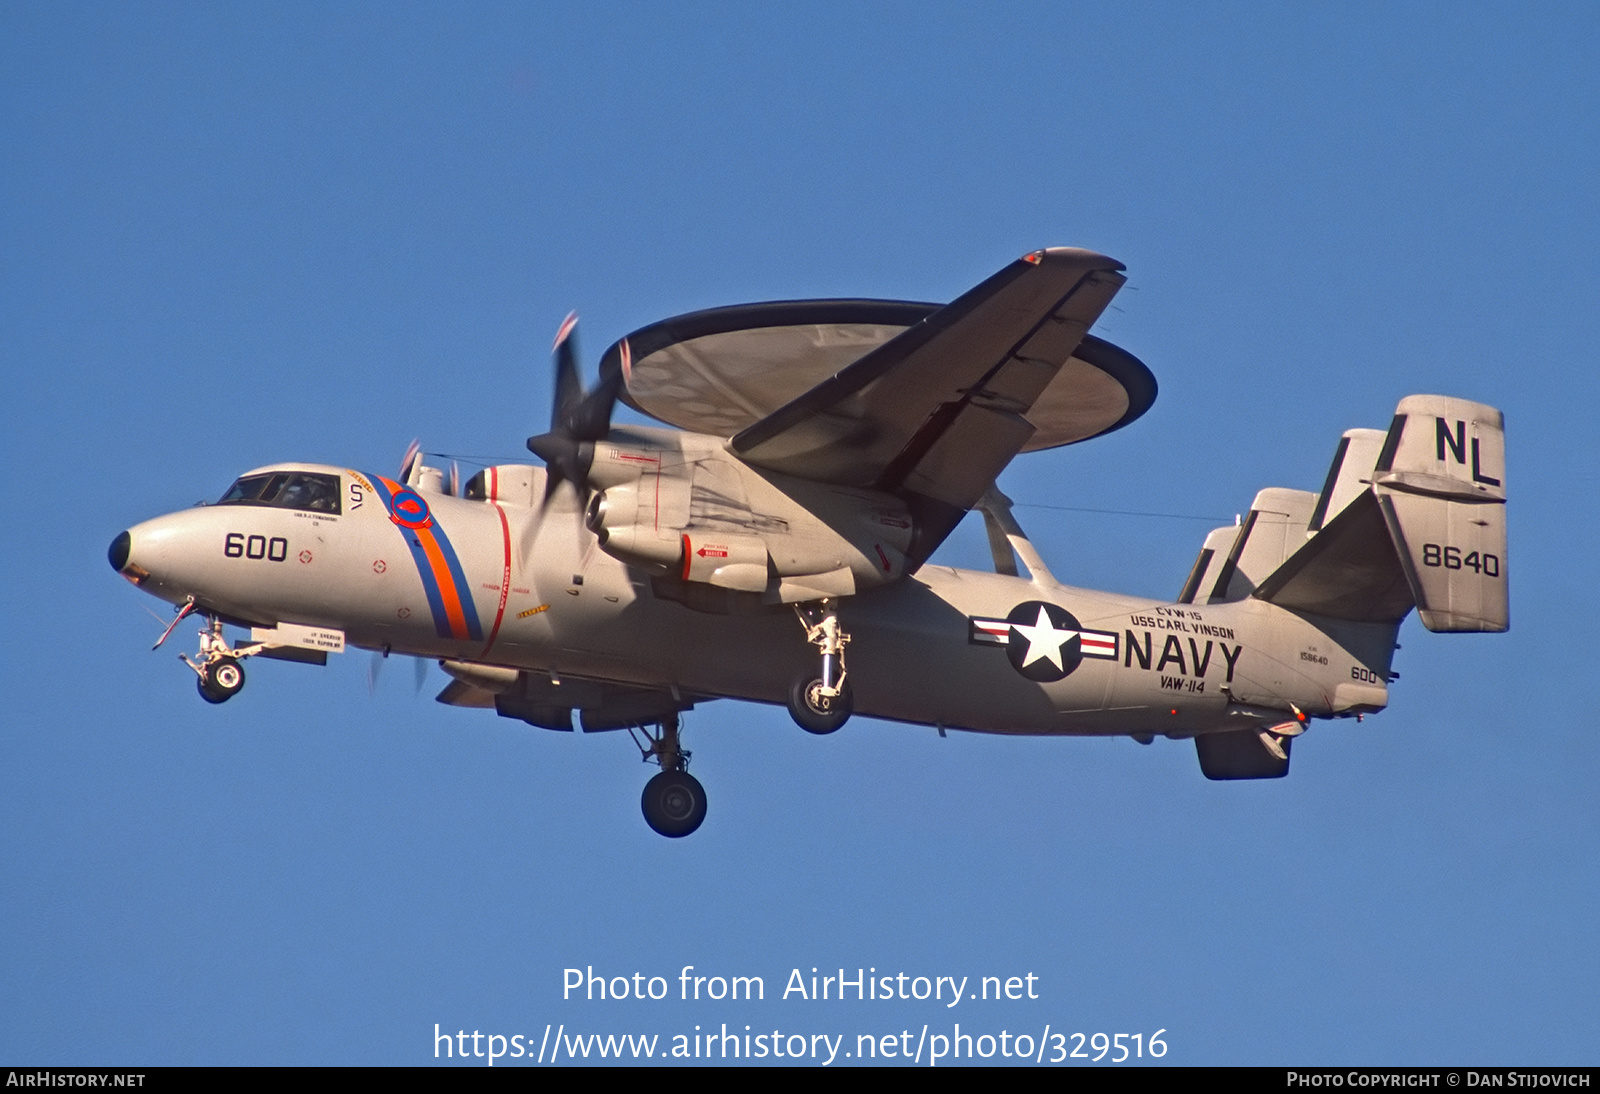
[1011, 606, 1079, 670]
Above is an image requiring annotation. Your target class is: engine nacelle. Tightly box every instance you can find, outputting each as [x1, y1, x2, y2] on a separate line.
[681, 531, 768, 592]
[573, 428, 918, 601]
[439, 660, 521, 693]
[584, 442, 915, 601]
[586, 482, 684, 574]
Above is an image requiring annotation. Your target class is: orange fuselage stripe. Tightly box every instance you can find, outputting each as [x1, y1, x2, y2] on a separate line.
[415, 527, 470, 639]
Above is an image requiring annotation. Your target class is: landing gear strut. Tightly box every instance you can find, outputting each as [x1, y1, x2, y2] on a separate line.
[788, 599, 853, 734]
[630, 713, 706, 837]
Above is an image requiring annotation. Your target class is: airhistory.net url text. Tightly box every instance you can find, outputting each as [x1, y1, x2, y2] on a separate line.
[433, 1023, 1168, 1065]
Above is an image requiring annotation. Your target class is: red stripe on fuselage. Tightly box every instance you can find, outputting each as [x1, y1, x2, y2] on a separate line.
[478, 503, 513, 659]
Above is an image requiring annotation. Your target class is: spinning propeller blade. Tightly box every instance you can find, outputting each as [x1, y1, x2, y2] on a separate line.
[399, 438, 422, 484]
[368, 648, 430, 697]
[526, 314, 624, 516]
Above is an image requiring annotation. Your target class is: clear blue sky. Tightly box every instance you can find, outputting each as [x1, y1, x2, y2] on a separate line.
[4, 1, 1596, 1065]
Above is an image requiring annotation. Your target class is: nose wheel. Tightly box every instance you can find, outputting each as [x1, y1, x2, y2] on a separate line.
[630, 713, 706, 837]
[197, 656, 246, 704]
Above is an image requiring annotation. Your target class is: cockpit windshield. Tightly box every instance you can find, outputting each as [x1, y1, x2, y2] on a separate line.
[217, 472, 342, 514]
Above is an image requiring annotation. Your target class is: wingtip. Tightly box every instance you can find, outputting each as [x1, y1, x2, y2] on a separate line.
[1026, 247, 1126, 273]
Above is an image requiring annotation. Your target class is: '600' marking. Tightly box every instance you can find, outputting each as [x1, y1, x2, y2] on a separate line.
[224, 533, 288, 562]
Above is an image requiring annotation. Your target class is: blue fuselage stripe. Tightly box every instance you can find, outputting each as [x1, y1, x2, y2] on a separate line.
[367, 474, 483, 642]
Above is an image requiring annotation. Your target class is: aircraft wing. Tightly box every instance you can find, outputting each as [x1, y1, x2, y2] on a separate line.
[603, 296, 1152, 456]
[728, 249, 1134, 495]
[599, 248, 1154, 565]
[727, 249, 1141, 560]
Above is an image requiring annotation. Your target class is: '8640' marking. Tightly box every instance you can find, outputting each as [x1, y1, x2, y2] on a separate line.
[1421, 543, 1500, 577]
[223, 533, 289, 562]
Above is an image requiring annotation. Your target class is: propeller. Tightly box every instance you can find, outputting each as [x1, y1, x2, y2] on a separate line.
[525, 313, 626, 515]
[399, 438, 422, 484]
[367, 648, 431, 695]
[397, 441, 461, 496]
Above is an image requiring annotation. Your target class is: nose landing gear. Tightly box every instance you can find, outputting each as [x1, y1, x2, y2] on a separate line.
[631, 713, 706, 837]
[164, 607, 260, 705]
[180, 616, 253, 704]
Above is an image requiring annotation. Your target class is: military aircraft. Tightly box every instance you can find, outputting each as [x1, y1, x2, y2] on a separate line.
[109, 248, 1508, 837]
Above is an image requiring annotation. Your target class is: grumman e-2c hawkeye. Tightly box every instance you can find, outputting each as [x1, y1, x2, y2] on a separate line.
[109, 248, 1509, 837]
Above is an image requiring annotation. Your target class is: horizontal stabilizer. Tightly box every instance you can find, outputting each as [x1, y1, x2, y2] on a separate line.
[1252, 426, 1406, 619]
[1252, 490, 1414, 622]
[1307, 428, 1386, 532]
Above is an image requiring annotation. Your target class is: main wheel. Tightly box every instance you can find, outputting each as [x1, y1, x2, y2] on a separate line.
[788, 672, 853, 734]
[198, 656, 245, 703]
[641, 770, 707, 838]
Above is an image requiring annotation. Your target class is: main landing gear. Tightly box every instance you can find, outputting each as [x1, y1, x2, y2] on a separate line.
[630, 713, 706, 838]
[787, 598, 853, 734]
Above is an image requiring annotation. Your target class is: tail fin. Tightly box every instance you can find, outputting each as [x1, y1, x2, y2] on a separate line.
[1177, 525, 1238, 604]
[1307, 428, 1387, 532]
[1372, 396, 1508, 631]
[1177, 489, 1317, 604]
[1252, 396, 1507, 631]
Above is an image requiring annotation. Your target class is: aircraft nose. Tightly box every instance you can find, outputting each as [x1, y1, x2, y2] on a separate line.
[109, 530, 131, 573]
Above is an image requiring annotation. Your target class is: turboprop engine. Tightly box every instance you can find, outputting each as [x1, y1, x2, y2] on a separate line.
[582, 431, 914, 603]
[521, 314, 913, 605]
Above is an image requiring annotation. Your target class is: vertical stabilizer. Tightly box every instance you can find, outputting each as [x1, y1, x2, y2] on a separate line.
[1178, 525, 1239, 603]
[1205, 488, 1319, 602]
[1372, 396, 1508, 632]
[1307, 428, 1386, 532]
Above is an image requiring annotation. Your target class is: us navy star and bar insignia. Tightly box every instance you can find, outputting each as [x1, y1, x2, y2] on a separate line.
[969, 601, 1118, 682]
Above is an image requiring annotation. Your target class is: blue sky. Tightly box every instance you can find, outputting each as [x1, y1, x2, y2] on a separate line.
[4, 2, 1597, 1065]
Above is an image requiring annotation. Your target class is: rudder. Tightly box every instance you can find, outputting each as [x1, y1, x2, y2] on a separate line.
[1372, 396, 1508, 632]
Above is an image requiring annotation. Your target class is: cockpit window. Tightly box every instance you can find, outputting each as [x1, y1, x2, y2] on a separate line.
[218, 472, 342, 514]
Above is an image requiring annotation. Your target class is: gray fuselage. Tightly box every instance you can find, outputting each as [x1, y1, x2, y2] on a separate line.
[116, 461, 1398, 738]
